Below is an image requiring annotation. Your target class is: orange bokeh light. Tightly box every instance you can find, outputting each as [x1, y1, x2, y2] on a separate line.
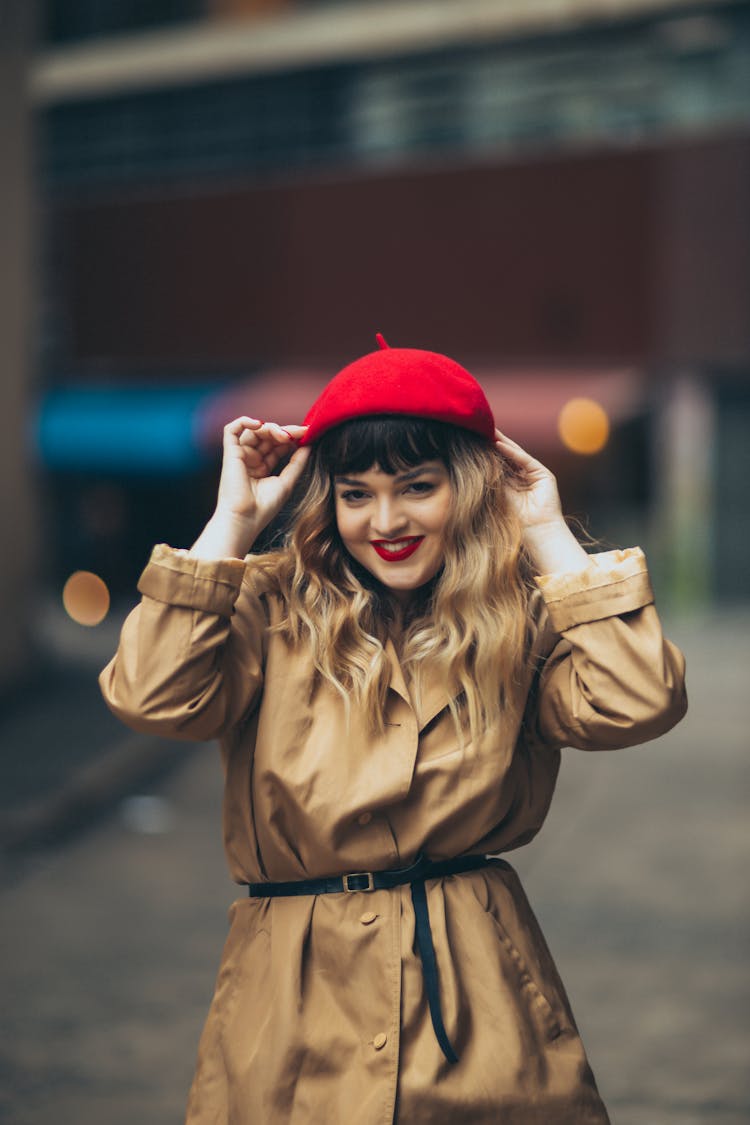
[62, 571, 110, 626]
[557, 397, 610, 455]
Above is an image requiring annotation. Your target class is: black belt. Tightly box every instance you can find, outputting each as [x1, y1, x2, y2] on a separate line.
[247, 851, 494, 1064]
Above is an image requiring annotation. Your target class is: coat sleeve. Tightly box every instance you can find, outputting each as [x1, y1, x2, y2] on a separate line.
[528, 547, 687, 752]
[99, 543, 268, 741]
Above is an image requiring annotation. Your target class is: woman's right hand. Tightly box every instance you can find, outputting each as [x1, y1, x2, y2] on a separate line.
[190, 417, 310, 559]
[217, 416, 310, 524]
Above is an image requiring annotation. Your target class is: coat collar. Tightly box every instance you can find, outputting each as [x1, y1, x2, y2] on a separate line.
[384, 637, 458, 731]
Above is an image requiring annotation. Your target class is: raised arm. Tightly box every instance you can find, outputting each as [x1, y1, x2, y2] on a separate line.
[496, 431, 687, 752]
[529, 550, 687, 751]
[99, 548, 265, 741]
[99, 418, 310, 740]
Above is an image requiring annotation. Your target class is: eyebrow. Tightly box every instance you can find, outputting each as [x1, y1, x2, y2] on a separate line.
[334, 465, 443, 486]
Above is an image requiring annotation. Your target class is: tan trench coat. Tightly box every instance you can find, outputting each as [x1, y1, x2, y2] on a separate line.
[100, 543, 687, 1125]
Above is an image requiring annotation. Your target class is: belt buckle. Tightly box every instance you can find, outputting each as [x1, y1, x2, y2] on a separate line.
[343, 871, 375, 892]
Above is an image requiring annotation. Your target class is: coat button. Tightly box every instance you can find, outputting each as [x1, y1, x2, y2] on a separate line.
[357, 811, 373, 825]
[359, 911, 378, 925]
[373, 1032, 387, 1050]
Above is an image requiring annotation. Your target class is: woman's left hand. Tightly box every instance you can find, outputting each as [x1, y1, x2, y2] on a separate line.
[494, 430, 563, 530]
[495, 430, 591, 574]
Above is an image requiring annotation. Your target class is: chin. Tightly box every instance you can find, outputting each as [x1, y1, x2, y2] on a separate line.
[380, 569, 441, 601]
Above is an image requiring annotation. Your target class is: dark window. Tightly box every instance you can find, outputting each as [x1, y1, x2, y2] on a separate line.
[42, 0, 205, 44]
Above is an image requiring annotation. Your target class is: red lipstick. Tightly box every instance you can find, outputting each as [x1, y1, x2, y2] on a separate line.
[370, 536, 424, 562]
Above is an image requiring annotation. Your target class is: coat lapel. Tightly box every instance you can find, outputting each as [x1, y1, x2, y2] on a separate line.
[384, 637, 410, 706]
[414, 675, 459, 731]
[384, 638, 457, 731]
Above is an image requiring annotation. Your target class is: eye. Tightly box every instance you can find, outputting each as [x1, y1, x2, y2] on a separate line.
[339, 488, 369, 502]
[405, 480, 434, 494]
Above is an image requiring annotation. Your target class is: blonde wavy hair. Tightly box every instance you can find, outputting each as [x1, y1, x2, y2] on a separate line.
[252, 417, 534, 743]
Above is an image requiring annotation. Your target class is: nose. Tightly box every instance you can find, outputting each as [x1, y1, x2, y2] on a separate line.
[371, 495, 407, 539]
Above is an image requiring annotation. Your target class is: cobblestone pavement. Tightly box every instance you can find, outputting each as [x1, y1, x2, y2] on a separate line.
[0, 611, 748, 1124]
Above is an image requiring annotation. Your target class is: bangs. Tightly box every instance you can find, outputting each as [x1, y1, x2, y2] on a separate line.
[316, 416, 467, 476]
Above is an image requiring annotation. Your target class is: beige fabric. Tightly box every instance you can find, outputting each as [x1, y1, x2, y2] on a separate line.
[100, 544, 687, 1125]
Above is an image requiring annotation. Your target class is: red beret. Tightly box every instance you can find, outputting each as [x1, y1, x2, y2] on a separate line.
[300, 335, 495, 445]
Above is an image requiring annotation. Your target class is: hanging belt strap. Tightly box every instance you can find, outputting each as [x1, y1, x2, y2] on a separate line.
[247, 851, 493, 1063]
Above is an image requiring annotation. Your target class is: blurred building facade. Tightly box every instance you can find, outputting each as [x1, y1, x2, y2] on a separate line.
[1, 4, 36, 691]
[10, 0, 750, 684]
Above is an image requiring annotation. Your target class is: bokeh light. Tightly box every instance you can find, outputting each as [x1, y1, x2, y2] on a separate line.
[62, 570, 110, 626]
[557, 397, 610, 455]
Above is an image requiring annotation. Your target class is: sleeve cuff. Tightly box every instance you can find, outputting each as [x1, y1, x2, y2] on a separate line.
[533, 547, 654, 632]
[136, 543, 247, 618]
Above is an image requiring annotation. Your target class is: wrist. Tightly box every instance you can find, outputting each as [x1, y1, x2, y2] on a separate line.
[213, 505, 265, 539]
[522, 517, 590, 576]
[190, 508, 264, 560]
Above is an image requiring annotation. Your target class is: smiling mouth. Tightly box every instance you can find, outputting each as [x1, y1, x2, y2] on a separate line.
[370, 537, 425, 562]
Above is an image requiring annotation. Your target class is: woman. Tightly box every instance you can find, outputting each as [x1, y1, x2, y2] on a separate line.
[100, 338, 687, 1124]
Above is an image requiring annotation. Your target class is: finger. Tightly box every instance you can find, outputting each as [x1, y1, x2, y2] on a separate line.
[250, 421, 306, 442]
[494, 439, 530, 469]
[495, 432, 544, 468]
[245, 441, 288, 475]
[242, 444, 269, 470]
[280, 424, 309, 441]
[277, 444, 311, 491]
[245, 428, 299, 475]
[225, 416, 262, 438]
[246, 461, 273, 479]
[238, 429, 267, 452]
[495, 429, 530, 454]
[225, 420, 264, 455]
[240, 421, 294, 445]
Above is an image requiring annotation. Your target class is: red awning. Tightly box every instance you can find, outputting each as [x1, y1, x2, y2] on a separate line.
[195, 367, 644, 453]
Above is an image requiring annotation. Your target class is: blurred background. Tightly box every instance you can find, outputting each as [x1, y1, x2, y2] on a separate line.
[1, 1, 748, 1123]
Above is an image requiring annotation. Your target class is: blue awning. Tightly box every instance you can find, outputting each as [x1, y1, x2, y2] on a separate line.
[34, 384, 226, 473]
